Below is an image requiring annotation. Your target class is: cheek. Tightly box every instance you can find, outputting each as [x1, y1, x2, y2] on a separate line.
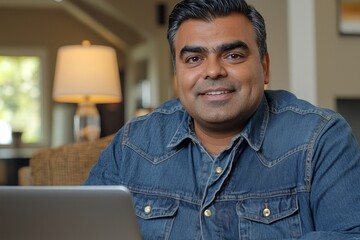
[235, 65, 265, 86]
[176, 81, 186, 99]
[175, 75, 191, 101]
[176, 69, 199, 93]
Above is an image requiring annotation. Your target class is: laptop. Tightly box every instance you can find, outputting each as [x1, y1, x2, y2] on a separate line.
[0, 186, 142, 240]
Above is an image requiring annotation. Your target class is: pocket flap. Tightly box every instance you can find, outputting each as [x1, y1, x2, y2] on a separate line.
[133, 193, 179, 220]
[236, 193, 298, 224]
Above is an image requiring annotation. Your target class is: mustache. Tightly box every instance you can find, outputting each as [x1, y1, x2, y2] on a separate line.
[194, 80, 236, 93]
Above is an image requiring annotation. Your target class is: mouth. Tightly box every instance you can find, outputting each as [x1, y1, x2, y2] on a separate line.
[199, 87, 236, 96]
[202, 90, 233, 96]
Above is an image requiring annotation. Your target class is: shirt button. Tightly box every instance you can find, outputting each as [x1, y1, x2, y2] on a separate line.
[204, 209, 212, 217]
[263, 207, 271, 217]
[144, 205, 152, 214]
[215, 166, 223, 174]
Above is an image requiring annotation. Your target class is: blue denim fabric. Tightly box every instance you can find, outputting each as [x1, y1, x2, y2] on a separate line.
[84, 90, 360, 240]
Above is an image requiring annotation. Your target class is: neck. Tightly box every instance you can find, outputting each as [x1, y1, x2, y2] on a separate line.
[194, 121, 241, 156]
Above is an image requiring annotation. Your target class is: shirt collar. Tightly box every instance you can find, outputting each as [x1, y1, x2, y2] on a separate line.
[167, 95, 269, 151]
[167, 112, 194, 148]
[240, 95, 268, 151]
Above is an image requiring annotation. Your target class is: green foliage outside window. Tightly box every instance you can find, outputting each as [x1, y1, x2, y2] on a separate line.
[0, 56, 41, 144]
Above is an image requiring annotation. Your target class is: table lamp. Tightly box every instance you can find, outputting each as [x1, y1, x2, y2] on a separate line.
[53, 40, 122, 142]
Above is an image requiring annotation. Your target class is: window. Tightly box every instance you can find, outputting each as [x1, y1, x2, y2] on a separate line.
[0, 48, 49, 147]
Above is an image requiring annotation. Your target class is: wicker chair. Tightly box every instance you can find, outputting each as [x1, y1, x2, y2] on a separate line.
[24, 135, 113, 185]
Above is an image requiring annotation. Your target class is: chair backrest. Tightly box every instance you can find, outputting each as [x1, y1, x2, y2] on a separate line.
[29, 135, 113, 185]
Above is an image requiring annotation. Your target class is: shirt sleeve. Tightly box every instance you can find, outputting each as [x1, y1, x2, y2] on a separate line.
[304, 112, 360, 239]
[83, 130, 124, 185]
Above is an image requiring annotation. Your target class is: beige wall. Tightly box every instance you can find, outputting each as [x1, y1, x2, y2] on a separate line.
[316, 0, 360, 110]
[248, 0, 290, 90]
[250, 0, 360, 110]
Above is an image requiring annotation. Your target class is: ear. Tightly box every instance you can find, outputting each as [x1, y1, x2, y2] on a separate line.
[262, 52, 270, 85]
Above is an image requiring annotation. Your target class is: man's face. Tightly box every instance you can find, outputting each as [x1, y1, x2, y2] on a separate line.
[174, 13, 269, 133]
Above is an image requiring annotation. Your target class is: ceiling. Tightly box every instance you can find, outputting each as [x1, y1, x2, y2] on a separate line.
[0, 0, 156, 51]
[0, 0, 63, 8]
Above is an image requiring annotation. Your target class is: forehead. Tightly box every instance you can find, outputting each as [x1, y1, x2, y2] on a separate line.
[174, 13, 256, 52]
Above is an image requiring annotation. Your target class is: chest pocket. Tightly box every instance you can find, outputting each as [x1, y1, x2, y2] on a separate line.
[133, 193, 179, 240]
[236, 193, 301, 239]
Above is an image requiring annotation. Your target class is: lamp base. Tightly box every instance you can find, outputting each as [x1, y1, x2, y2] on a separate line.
[74, 102, 100, 142]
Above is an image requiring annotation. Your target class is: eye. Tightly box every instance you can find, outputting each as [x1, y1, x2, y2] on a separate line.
[185, 56, 201, 64]
[228, 53, 241, 59]
[183, 55, 204, 67]
[224, 52, 246, 63]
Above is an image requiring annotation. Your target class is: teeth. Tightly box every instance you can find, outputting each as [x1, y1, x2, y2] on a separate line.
[205, 91, 229, 95]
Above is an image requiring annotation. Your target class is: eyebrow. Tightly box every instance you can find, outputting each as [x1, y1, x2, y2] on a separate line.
[179, 46, 207, 59]
[218, 41, 249, 53]
[179, 40, 250, 59]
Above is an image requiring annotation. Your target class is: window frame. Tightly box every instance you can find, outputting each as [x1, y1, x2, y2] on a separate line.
[0, 47, 50, 148]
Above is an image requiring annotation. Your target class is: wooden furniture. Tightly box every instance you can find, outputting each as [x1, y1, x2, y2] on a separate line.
[0, 148, 40, 185]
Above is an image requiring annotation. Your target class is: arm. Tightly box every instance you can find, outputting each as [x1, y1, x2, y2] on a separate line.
[303, 113, 360, 239]
[83, 130, 124, 185]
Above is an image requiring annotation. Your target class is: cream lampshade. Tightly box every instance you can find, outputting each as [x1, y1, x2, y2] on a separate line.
[53, 40, 122, 142]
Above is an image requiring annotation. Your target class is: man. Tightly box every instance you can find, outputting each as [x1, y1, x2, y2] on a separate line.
[84, 0, 360, 239]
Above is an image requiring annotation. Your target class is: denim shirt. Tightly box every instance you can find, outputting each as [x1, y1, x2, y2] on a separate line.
[84, 90, 360, 240]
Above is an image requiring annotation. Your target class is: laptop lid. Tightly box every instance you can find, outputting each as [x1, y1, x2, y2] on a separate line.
[0, 186, 142, 240]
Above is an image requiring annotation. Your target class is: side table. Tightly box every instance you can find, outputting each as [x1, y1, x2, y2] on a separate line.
[0, 148, 40, 185]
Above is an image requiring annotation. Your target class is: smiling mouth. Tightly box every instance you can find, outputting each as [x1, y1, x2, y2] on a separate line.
[201, 90, 234, 96]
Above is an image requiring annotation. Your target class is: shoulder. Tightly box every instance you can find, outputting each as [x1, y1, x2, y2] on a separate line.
[265, 90, 337, 120]
[126, 98, 186, 130]
[263, 90, 350, 149]
[120, 98, 188, 148]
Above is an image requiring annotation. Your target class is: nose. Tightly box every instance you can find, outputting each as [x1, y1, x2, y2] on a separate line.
[204, 56, 227, 80]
